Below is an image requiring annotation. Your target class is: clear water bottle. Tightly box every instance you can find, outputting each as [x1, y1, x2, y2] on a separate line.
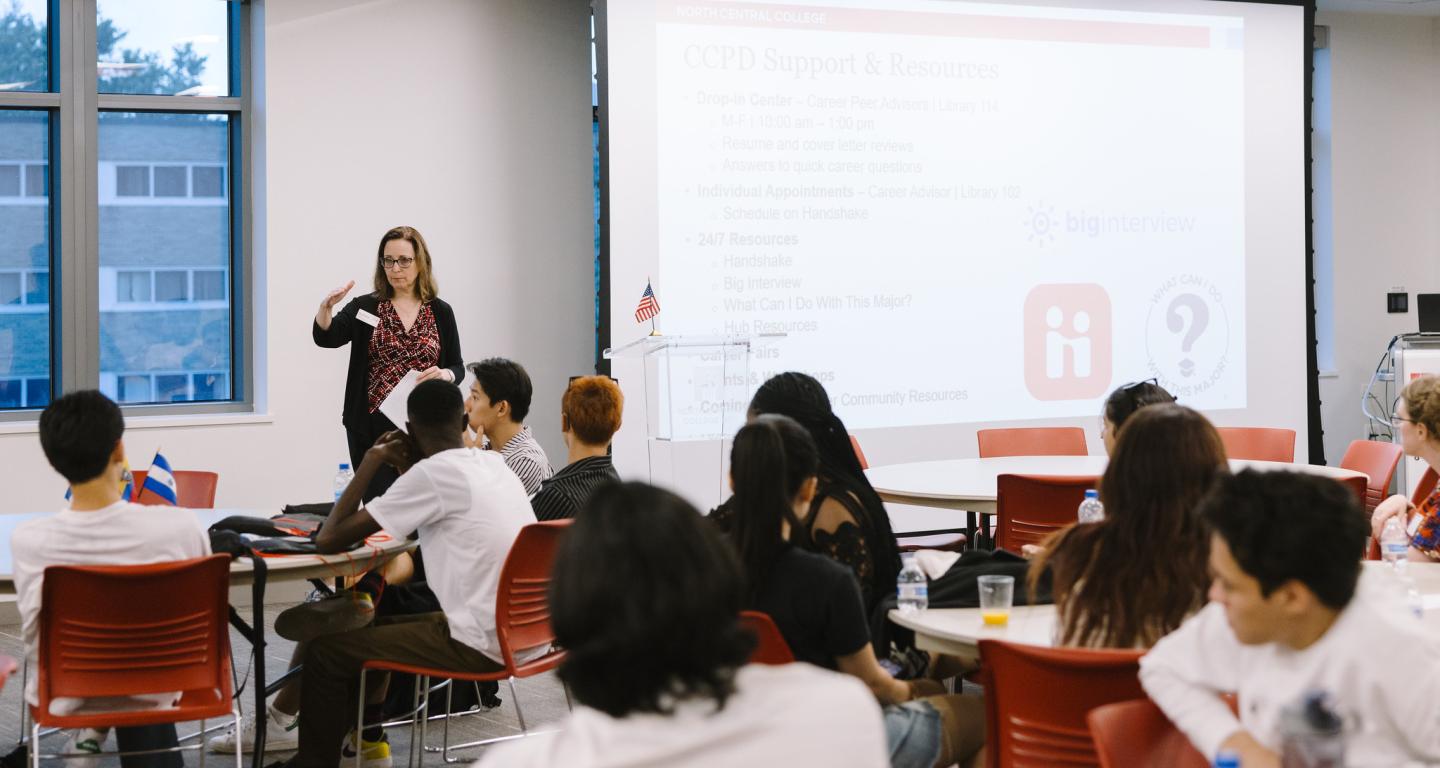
[1078, 489, 1104, 524]
[1380, 517, 1409, 570]
[1214, 750, 1241, 768]
[334, 462, 354, 502]
[896, 554, 928, 613]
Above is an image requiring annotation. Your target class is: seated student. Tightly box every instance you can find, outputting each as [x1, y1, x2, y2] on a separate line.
[1140, 470, 1440, 767]
[464, 357, 552, 493]
[477, 481, 888, 768]
[14, 391, 210, 767]
[1099, 378, 1175, 455]
[1027, 404, 1224, 648]
[726, 415, 984, 768]
[1369, 374, 1440, 562]
[530, 375, 622, 521]
[714, 372, 902, 616]
[274, 379, 537, 768]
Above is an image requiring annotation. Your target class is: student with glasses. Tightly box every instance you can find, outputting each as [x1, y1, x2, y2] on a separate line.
[313, 225, 464, 501]
[1099, 378, 1176, 455]
[1370, 375, 1440, 563]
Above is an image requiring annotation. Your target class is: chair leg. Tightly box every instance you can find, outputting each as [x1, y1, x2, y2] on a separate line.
[355, 667, 368, 768]
[509, 678, 527, 735]
[440, 682, 454, 764]
[30, 722, 39, 768]
[232, 710, 243, 768]
[199, 720, 206, 768]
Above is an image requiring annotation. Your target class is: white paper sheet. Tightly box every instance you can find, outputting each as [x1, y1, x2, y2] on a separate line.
[378, 369, 422, 434]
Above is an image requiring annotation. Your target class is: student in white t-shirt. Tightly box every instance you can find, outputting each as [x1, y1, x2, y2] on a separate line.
[13, 390, 211, 767]
[478, 481, 888, 768]
[276, 379, 536, 768]
[1140, 469, 1440, 768]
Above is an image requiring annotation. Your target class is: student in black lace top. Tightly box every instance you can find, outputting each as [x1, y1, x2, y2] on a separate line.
[725, 415, 985, 768]
[713, 372, 901, 615]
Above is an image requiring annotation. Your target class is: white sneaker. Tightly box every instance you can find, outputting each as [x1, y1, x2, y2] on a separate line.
[63, 728, 105, 768]
[207, 705, 300, 754]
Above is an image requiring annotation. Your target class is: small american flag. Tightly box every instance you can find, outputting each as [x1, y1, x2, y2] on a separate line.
[634, 281, 660, 323]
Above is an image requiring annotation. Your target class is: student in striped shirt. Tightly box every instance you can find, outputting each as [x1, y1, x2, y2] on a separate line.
[532, 376, 623, 521]
[465, 358, 553, 494]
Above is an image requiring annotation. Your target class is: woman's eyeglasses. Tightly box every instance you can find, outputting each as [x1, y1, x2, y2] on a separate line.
[382, 256, 416, 270]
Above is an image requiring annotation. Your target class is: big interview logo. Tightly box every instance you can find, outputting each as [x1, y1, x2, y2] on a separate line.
[1023, 284, 1113, 400]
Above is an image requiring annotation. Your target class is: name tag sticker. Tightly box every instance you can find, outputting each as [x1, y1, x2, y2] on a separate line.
[357, 309, 380, 328]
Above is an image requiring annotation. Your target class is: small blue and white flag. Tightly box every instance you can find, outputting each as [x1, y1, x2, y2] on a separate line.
[139, 451, 178, 506]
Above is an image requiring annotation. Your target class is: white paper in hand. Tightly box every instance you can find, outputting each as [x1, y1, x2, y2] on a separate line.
[378, 369, 423, 434]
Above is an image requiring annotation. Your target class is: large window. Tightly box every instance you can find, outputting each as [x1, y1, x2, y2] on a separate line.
[0, 0, 254, 414]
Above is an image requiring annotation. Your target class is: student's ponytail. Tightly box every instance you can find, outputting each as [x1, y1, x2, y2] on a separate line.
[729, 415, 819, 601]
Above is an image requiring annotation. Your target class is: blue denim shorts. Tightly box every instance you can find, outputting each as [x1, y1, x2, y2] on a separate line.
[884, 700, 943, 768]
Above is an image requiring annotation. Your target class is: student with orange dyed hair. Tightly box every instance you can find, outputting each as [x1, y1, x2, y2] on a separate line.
[531, 376, 623, 521]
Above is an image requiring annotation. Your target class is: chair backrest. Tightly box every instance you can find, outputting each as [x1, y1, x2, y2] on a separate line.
[848, 434, 869, 470]
[37, 555, 232, 703]
[1339, 439, 1404, 513]
[1337, 475, 1368, 510]
[1088, 698, 1209, 768]
[1216, 427, 1296, 462]
[979, 639, 1145, 768]
[978, 428, 1088, 458]
[1415, 465, 1439, 505]
[994, 474, 1097, 552]
[495, 520, 571, 672]
[739, 610, 794, 665]
[129, 469, 220, 508]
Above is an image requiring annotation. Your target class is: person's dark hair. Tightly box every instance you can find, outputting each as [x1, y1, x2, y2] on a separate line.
[728, 415, 820, 602]
[748, 372, 901, 605]
[1103, 380, 1176, 433]
[407, 379, 465, 435]
[1030, 404, 1226, 648]
[1200, 469, 1367, 609]
[39, 390, 125, 484]
[552, 482, 754, 717]
[467, 358, 534, 423]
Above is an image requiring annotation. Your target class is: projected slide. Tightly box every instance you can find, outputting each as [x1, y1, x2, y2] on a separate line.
[607, 0, 1302, 432]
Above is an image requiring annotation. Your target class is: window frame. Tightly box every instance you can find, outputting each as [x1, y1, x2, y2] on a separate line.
[0, 0, 258, 420]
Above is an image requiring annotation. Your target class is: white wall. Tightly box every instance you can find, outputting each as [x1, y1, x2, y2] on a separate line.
[1316, 12, 1440, 467]
[0, 0, 595, 512]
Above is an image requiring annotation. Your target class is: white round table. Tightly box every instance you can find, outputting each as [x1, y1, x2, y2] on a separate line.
[889, 561, 1440, 662]
[867, 456, 1367, 516]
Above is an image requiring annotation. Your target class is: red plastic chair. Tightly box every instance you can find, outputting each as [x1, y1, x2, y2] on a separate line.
[1088, 698, 1208, 768]
[978, 428, 1087, 458]
[1340, 440, 1404, 514]
[129, 469, 220, 508]
[358, 520, 571, 764]
[1216, 427, 1296, 462]
[994, 474, 1097, 552]
[739, 610, 794, 665]
[849, 434, 869, 470]
[30, 555, 238, 768]
[978, 639, 1145, 768]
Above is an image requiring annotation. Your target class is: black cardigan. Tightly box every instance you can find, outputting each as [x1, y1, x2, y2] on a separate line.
[312, 293, 464, 430]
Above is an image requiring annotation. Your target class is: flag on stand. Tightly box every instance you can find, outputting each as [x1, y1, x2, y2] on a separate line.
[64, 459, 131, 502]
[634, 281, 661, 323]
[137, 451, 179, 506]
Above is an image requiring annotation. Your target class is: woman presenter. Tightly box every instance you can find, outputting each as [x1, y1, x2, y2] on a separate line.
[313, 225, 463, 500]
